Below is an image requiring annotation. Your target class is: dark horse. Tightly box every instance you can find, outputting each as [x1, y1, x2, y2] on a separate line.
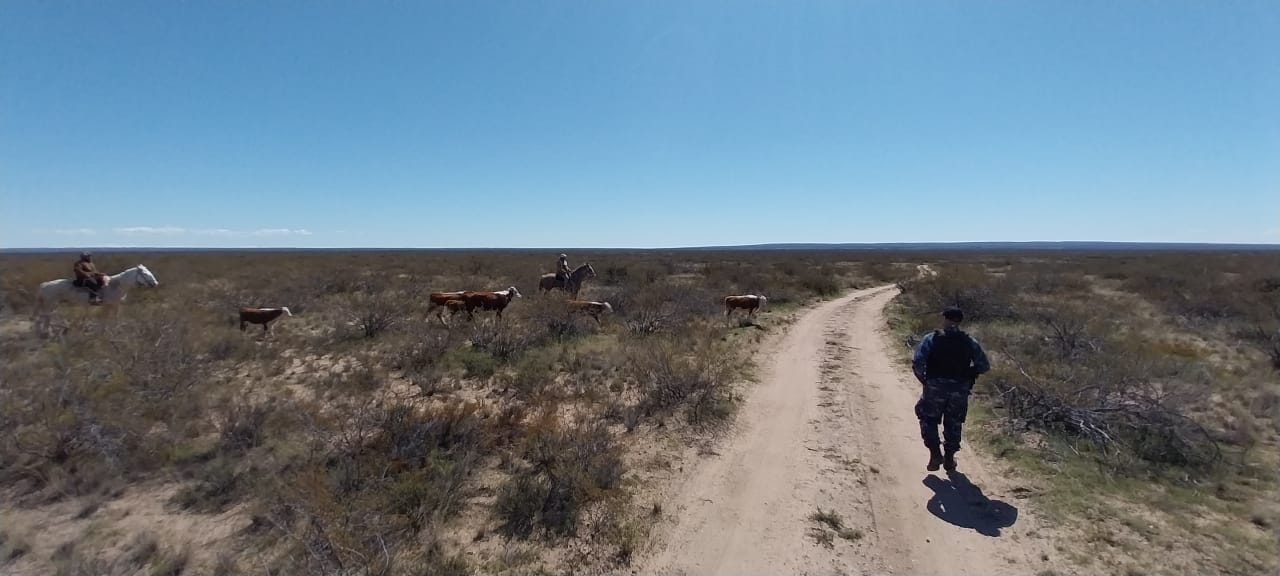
[539, 262, 596, 298]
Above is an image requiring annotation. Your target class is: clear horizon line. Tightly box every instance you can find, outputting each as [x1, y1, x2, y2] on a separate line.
[4, 240, 1280, 252]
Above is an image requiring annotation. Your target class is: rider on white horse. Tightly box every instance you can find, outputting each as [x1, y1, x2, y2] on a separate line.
[73, 252, 106, 305]
[555, 253, 571, 289]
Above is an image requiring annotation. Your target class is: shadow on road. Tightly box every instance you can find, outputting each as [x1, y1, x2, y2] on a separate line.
[922, 471, 1019, 537]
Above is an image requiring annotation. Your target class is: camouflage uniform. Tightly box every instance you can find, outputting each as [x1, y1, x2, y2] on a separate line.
[912, 327, 990, 459]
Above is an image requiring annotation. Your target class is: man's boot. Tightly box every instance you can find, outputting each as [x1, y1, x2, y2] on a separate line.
[926, 445, 944, 471]
[943, 449, 958, 472]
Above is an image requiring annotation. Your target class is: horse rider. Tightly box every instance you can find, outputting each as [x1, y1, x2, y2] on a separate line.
[73, 251, 105, 305]
[555, 253, 571, 288]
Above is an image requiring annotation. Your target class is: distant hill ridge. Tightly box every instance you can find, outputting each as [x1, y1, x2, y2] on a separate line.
[3, 241, 1278, 254]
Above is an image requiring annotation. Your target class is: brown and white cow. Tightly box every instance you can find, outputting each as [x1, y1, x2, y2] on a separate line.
[724, 294, 767, 317]
[567, 300, 613, 323]
[439, 298, 471, 326]
[239, 306, 292, 332]
[463, 286, 522, 321]
[427, 291, 467, 325]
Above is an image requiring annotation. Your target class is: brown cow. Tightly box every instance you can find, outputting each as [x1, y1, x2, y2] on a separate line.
[567, 300, 613, 323]
[427, 290, 467, 325]
[439, 298, 470, 326]
[463, 286, 522, 321]
[240, 306, 292, 332]
[724, 294, 767, 318]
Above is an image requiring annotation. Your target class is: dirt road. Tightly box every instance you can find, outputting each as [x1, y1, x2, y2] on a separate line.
[639, 285, 1049, 575]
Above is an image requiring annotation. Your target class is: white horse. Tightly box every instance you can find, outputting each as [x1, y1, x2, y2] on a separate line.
[34, 264, 160, 335]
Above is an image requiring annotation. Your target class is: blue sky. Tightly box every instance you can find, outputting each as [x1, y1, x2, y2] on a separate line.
[2, 1, 1277, 248]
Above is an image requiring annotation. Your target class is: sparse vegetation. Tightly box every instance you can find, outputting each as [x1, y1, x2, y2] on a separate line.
[10, 248, 1271, 574]
[809, 507, 862, 543]
[892, 251, 1280, 575]
[0, 249, 897, 574]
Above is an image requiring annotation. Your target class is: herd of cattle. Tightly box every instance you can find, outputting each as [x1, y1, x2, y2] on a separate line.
[415, 287, 769, 326]
[238, 289, 769, 333]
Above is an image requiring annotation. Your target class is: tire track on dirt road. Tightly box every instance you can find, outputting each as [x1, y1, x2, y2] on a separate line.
[637, 285, 1051, 575]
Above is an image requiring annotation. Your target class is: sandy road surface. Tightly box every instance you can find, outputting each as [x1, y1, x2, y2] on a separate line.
[638, 285, 1049, 575]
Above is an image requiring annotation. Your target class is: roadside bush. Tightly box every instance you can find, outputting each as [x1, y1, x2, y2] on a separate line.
[626, 337, 740, 425]
[253, 399, 484, 573]
[906, 264, 1017, 322]
[797, 266, 843, 297]
[496, 416, 624, 538]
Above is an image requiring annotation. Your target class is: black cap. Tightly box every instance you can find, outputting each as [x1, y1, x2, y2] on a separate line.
[942, 306, 964, 321]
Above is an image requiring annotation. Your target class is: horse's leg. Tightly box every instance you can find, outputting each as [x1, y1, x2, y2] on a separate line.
[33, 300, 45, 336]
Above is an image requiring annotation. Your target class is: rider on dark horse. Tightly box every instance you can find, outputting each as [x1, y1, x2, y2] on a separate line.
[73, 252, 105, 305]
[555, 253, 571, 289]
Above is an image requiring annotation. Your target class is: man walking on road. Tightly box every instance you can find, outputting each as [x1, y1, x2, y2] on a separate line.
[912, 306, 990, 472]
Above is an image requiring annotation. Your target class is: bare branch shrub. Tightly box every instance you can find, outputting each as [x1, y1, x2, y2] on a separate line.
[625, 337, 740, 425]
[250, 399, 484, 573]
[910, 264, 1018, 322]
[341, 291, 400, 339]
[468, 322, 544, 362]
[496, 416, 624, 538]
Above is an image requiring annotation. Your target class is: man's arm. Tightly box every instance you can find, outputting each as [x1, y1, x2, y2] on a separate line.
[911, 332, 932, 384]
[970, 336, 991, 376]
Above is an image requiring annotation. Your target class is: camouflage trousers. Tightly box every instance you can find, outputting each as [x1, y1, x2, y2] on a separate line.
[914, 378, 972, 453]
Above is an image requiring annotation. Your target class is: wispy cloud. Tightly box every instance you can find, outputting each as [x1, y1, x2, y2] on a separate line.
[43, 228, 98, 236]
[111, 226, 313, 237]
[193, 228, 235, 237]
[114, 226, 187, 235]
[250, 228, 313, 237]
